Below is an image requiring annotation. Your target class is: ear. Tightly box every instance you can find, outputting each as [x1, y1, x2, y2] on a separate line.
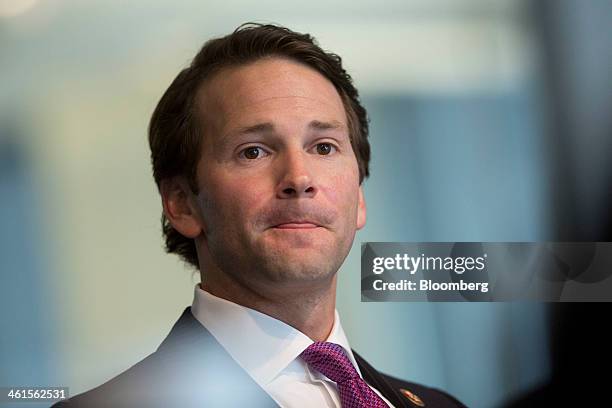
[356, 185, 366, 230]
[160, 177, 204, 239]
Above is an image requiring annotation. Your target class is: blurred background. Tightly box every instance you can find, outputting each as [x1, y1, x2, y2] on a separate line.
[1, 0, 611, 407]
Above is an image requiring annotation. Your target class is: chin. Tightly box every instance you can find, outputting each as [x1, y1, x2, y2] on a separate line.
[261, 254, 338, 284]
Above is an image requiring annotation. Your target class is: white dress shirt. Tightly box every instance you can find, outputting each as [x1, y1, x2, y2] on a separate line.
[191, 284, 395, 407]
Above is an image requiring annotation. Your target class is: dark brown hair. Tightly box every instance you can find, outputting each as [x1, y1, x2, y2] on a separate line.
[148, 22, 371, 269]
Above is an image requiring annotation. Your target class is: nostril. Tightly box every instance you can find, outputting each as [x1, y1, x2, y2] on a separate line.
[282, 186, 314, 196]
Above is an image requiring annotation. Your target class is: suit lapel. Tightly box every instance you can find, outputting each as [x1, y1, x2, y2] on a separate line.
[157, 307, 280, 407]
[353, 349, 410, 408]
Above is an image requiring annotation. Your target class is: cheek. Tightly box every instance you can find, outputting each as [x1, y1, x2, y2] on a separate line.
[321, 171, 359, 212]
[201, 174, 269, 229]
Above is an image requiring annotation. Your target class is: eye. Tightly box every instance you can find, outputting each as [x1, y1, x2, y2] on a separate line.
[315, 143, 336, 155]
[240, 146, 268, 160]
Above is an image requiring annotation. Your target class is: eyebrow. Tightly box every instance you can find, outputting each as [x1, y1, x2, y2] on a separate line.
[230, 120, 346, 138]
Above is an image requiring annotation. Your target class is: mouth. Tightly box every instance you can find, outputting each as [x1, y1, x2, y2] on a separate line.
[272, 222, 321, 230]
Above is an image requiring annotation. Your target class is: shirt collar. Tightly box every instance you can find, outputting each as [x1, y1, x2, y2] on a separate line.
[190, 284, 361, 386]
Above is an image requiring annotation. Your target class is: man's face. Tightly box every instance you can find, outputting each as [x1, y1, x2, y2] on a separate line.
[192, 57, 366, 289]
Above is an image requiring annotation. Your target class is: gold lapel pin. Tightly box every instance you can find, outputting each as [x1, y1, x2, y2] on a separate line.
[399, 388, 425, 407]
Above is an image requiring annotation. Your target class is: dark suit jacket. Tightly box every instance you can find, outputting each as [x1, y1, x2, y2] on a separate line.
[52, 307, 466, 407]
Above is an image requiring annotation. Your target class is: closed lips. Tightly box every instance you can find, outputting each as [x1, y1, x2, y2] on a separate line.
[274, 222, 319, 229]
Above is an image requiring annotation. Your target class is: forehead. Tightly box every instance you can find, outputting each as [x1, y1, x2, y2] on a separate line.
[195, 57, 347, 135]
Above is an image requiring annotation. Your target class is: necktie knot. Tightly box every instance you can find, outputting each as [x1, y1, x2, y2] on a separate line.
[300, 342, 359, 384]
[300, 342, 389, 408]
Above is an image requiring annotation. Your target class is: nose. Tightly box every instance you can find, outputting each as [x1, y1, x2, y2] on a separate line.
[276, 150, 317, 199]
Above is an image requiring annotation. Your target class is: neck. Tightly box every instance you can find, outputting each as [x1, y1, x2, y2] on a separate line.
[200, 266, 337, 342]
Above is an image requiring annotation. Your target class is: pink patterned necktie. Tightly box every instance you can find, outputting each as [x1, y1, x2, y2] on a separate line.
[300, 342, 389, 408]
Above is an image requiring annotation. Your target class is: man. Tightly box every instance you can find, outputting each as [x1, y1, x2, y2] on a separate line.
[54, 23, 466, 408]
